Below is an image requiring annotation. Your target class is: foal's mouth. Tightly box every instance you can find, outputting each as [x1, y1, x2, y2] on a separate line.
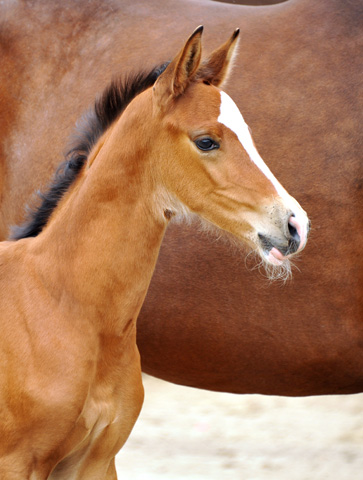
[258, 233, 300, 266]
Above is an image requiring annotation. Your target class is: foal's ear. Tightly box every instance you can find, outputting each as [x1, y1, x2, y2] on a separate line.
[153, 26, 203, 107]
[197, 29, 240, 87]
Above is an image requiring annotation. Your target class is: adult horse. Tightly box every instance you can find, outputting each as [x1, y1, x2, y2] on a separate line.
[0, 0, 362, 396]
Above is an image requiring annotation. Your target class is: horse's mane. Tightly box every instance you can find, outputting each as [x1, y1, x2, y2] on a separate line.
[11, 62, 169, 241]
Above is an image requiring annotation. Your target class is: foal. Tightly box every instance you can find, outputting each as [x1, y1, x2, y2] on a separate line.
[0, 28, 308, 478]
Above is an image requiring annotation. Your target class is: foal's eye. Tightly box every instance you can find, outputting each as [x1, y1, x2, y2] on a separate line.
[195, 138, 220, 152]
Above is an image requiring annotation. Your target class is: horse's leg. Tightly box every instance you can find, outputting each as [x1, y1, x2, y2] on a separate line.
[74, 402, 143, 480]
[105, 459, 117, 480]
[51, 343, 144, 480]
[50, 400, 142, 480]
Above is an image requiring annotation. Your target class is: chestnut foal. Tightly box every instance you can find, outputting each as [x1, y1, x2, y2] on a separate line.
[0, 28, 308, 478]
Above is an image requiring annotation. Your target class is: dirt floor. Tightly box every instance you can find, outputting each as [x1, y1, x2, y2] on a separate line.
[116, 375, 363, 479]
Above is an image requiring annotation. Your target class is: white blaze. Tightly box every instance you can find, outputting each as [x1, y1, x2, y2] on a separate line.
[218, 91, 287, 199]
[218, 90, 309, 252]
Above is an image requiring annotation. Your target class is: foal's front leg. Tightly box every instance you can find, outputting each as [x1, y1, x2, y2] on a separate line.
[77, 342, 144, 479]
[105, 458, 117, 480]
[50, 342, 144, 480]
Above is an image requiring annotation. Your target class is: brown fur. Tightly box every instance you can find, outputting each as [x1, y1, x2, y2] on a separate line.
[0, 28, 308, 477]
[0, 0, 362, 400]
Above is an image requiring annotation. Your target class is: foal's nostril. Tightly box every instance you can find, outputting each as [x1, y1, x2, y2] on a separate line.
[288, 221, 300, 242]
[287, 216, 301, 254]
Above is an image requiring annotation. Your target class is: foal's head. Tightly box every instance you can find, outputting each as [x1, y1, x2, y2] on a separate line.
[135, 27, 309, 276]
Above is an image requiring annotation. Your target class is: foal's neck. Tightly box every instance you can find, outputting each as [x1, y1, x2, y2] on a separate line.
[30, 100, 166, 333]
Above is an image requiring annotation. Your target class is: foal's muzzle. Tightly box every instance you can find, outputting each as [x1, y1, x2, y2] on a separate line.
[258, 214, 309, 263]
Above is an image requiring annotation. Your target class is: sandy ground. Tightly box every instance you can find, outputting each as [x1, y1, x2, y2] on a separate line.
[116, 375, 363, 479]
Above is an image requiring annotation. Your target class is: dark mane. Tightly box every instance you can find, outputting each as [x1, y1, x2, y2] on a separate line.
[11, 62, 169, 240]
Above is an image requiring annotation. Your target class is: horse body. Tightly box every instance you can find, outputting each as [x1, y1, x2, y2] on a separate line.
[0, 241, 143, 479]
[0, 29, 308, 477]
[0, 0, 362, 397]
[0, 237, 123, 477]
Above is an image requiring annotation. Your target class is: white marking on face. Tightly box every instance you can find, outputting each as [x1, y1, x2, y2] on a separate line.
[218, 91, 309, 251]
[218, 91, 287, 198]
